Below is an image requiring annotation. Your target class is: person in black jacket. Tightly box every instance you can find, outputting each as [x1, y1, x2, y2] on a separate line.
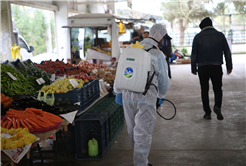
[191, 17, 233, 120]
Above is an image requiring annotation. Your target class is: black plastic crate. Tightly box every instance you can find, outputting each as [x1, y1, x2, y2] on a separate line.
[51, 87, 82, 105]
[77, 79, 100, 114]
[90, 79, 99, 95]
[75, 111, 110, 160]
[86, 96, 124, 146]
[41, 79, 99, 109]
[81, 82, 91, 102]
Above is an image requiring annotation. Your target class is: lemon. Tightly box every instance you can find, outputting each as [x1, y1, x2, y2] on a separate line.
[16, 140, 23, 148]
[9, 128, 16, 135]
[15, 128, 22, 133]
[10, 135, 18, 141]
[6, 138, 12, 144]
[5, 142, 12, 149]
[29, 135, 37, 142]
[23, 140, 31, 146]
[1, 137, 7, 144]
[10, 143, 17, 149]
[2, 128, 8, 134]
[1, 143, 5, 150]
[22, 136, 29, 142]
[16, 132, 23, 139]
[20, 128, 29, 134]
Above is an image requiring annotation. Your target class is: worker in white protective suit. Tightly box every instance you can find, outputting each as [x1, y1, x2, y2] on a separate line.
[114, 24, 170, 166]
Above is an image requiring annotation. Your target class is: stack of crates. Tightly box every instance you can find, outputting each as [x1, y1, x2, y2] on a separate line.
[85, 96, 124, 146]
[74, 96, 124, 160]
[75, 111, 110, 160]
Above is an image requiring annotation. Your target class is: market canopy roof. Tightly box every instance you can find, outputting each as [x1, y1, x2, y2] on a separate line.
[62, 13, 154, 28]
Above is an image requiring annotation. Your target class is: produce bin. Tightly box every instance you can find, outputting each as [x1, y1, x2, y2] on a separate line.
[75, 111, 110, 160]
[78, 79, 100, 114]
[48, 87, 82, 105]
[41, 79, 99, 110]
[86, 96, 124, 146]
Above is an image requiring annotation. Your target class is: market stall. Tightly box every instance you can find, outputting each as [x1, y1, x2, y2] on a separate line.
[1, 57, 124, 164]
[62, 13, 154, 65]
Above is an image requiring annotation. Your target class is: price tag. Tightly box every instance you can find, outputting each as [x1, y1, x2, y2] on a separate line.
[69, 79, 78, 88]
[36, 78, 45, 85]
[1, 133, 12, 138]
[51, 74, 56, 81]
[7, 72, 17, 80]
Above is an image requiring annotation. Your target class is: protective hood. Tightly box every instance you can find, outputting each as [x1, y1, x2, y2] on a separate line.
[149, 24, 167, 44]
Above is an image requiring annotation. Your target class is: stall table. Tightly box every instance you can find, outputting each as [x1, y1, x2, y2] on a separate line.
[1, 140, 41, 166]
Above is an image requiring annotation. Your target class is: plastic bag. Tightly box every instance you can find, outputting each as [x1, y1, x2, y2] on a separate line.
[37, 90, 55, 106]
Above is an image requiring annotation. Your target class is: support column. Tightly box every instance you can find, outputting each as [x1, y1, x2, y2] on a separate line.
[0, 1, 14, 62]
[53, 1, 70, 63]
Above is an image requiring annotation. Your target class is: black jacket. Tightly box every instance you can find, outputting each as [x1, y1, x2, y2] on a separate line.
[191, 27, 232, 73]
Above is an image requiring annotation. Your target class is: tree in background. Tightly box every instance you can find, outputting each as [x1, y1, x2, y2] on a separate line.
[213, 2, 228, 33]
[50, 13, 56, 53]
[233, 1, 246, 15]
[11, 4, 55, 56]
[160, 0, 212, 45]
[31, 9, 47, 56]
[213, 1, 245, 43]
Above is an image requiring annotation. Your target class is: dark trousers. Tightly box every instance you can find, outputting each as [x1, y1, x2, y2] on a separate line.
[198, 65, 223, 114]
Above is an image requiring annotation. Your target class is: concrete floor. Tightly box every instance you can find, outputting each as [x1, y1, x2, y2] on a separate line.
[17, 54, 246, 166]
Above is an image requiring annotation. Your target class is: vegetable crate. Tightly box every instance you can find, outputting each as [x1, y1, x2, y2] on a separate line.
[78, 79, 100, 114]
[86, 96, 124, 146]
[51, 87, 82, 105]
[44, 79, 99, 108]
[75, 111, 110, 160]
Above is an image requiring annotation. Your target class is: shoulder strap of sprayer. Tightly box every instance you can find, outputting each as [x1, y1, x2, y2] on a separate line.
[143, 46, 158, 95]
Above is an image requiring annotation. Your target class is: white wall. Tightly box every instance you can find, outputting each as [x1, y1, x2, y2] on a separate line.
[0, 1, 13, 62]
[89, 4, 107, 13]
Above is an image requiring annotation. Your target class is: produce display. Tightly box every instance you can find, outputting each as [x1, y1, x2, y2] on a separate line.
[35, 60, 76, 75]
[39, 77, 85, 94]
[69, 73, 94, 81]
[90, 67, 116, 87]
[33, 60, 108, 79]
[75, 61, 108, 74]
[1, 57, 106, 126]
[10, 94, 80, 115]
[1, 94, 13, 109]
[23, 59, 52, 85]
[1, 127, 37, 149]
[1, 108, 62, 131]
[1, 64, 36, 95]
[10, 59, 43, 91]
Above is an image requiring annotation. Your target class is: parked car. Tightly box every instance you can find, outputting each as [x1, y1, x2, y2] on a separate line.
[13, 30, 34, 61]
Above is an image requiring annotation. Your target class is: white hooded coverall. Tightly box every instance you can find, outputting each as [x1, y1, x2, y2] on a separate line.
[114, 24, 170, 166]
